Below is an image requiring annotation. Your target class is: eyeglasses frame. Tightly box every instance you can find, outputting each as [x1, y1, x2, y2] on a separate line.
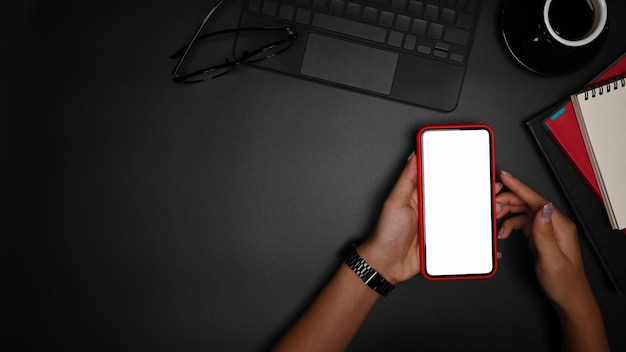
[171, 0, 296, 83]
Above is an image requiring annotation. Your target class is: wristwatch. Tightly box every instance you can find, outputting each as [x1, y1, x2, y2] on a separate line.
[341, 244, 395, 297]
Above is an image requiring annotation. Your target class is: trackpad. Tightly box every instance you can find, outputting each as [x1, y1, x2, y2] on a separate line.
[300, 34, 398, 95]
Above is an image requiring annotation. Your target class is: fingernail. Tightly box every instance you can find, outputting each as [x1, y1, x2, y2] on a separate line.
[406, 151, 416, 164]
[497, 227, 504, 239]
[541, 202, 553, 223]
[497, 252, 502, 259]
[496, 202, 503, 214]
[500, 170, 513, 177]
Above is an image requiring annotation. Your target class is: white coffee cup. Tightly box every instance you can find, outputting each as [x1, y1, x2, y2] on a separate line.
[543, 0, 607, 48]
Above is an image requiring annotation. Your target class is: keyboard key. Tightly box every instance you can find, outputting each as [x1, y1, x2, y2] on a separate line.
[295, 8, 312, 24]
[362, 7, 378, 23]
[312, 12, 387, 43]
[388, 31, 404, 47]
[456, 13, 473, 29]
[313, 0, 329, 10]
[249, 0, 262, 12]
[428, 23, 443, 39]
[330, 0, 345, 15]
[407, 1, 423, 16]
[279, 4, 295, 20]
[379, 11, 394, 27]
[441, 0, 456, 8]
[457, 0, 468, 9]
[404, 34, 417, 50]
[417, 45, 431, 54]
[262, 0, 279, 16]
[468, 0, 478, 12]
[435, 41, 449, 51]
[424, 4, 439, 20]
[411, 19, 427, 35]
[444, 27, 469, 45]
[346, 3, 362, 18]
[450, 53, 464, 62]
[375, 0, 390, 7]
[395, 15, 410, 31]
[441, 8, 455, 23]
[296, 0, 311, 6]
[434, 49, 448, 58]
[391, 0, 407, 11]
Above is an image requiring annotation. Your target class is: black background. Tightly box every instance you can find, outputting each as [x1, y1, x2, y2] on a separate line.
[4, 0, 626, 350]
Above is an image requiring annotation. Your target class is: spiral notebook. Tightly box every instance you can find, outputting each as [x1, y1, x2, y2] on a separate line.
[571, 74, 626, 230]
[544, 54, 626, 203]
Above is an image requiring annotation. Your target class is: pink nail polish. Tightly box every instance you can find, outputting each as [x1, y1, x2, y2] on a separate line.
[541, 202, 553, 223]
[500, 170, 513, 177]
[497, 227, 504, 239]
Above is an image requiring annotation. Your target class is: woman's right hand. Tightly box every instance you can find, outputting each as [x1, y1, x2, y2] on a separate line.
[495, 170, 590, 308]
[495, 170, 609, 352]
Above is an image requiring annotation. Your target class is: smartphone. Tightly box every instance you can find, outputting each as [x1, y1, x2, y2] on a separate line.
[416, 125, 497, 280]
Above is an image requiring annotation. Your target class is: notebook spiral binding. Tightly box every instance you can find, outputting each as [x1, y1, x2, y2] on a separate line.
[584, 73, 626, 100]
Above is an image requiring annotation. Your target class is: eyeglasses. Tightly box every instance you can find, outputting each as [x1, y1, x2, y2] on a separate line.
[170, 0, 297, 83]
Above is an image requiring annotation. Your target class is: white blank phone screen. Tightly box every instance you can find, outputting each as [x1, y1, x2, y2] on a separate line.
[422, 129, 494, 276]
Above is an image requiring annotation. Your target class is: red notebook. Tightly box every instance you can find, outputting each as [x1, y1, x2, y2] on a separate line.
[544, 53, 626, 202]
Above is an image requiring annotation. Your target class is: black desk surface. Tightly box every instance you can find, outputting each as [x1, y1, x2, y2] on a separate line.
[5, 0, 626, 350]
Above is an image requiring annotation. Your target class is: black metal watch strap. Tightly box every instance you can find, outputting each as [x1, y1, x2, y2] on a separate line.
[341, 245, 395, 297]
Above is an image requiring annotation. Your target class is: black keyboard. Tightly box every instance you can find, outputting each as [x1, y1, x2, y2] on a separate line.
[246, 0, 479, 65]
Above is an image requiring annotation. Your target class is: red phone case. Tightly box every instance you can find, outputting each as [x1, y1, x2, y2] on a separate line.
[416, 124, 498, 281]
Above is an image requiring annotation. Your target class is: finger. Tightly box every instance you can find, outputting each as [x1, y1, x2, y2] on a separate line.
[499, 170, 550, 212]
[495, 192, 529, 218]
[496, 202, 528, 219]
[387, 152, 418, 202]
[498, 214, 532, 239]
[495, 182, 503, 194]
[495, 192, 527, 208]
[497, 207, 528, 220]
[494, 183, 504, 215]
[530, 203, 563, 260]
[548, 209, 580, 255]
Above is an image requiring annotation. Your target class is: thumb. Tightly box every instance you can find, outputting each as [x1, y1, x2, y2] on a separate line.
[386, 152, 418, 204]
[531, 202, 561, 260]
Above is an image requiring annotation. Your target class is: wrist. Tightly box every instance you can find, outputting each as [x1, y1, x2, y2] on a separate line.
[553, 287, 608, 349]
[553, 286, 600, 318]
[341, 243, 396, 296]
[355, 241, 398, 285]
[547, 279, 604, 327]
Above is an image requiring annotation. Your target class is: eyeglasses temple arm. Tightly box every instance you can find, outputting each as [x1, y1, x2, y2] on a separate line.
[171, 0, 226, 76]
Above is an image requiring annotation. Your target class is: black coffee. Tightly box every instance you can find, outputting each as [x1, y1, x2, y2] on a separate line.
[548, 0, 596, 41]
